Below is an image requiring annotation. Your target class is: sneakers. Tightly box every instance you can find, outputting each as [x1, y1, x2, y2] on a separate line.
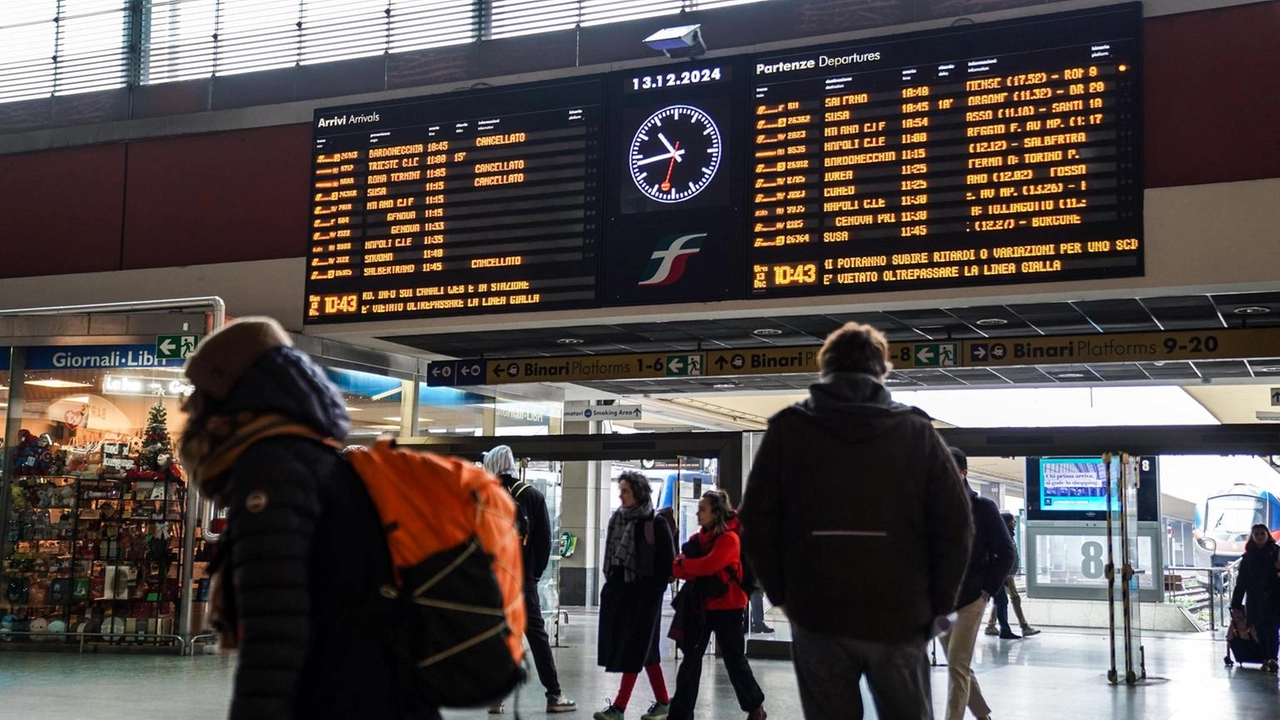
[641, 701, 671, 719]
[1022, 626, 1042, 637]
[984, 626, 1000, 636]
[593, 703, 624, 720]
[547, 695, 579, 713]
[488, 704, 504, 714]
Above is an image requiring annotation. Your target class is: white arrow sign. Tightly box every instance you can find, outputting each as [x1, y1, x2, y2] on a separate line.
[917, 347, 935, 363]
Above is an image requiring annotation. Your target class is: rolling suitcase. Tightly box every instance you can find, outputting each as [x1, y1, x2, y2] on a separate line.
[1224, 634, 1266, 668]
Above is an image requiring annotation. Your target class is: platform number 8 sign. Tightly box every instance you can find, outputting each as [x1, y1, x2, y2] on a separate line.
[1081, 541, 1106, 579]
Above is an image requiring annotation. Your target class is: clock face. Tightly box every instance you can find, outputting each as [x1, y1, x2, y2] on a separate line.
[628, 104, 722, 204]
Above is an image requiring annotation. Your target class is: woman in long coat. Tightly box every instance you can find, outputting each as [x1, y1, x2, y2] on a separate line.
[1231, 523, 1280, 672]
[595, 472, 676, 720]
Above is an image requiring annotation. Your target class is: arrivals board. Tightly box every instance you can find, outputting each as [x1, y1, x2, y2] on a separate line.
[305, 80, 603, 323]
[747, 5, 1141, 297]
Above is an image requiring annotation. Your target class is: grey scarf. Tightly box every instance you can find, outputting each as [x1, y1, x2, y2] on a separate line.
[606, 502, 653, 583]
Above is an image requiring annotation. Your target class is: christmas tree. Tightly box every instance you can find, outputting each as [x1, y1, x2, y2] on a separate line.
[137, 399, 175, 475]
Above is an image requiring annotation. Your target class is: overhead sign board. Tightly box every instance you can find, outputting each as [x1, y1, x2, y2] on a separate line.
[964, 328, 1280, 367]
[563, 403, 644, 420]
[427, 327, 1280, 386]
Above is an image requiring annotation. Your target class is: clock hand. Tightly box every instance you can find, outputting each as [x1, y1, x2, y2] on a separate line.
[660, 141, 681, 192]
[635, 148, 686, 166]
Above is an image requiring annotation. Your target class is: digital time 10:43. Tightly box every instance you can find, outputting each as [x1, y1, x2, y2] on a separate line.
[630, 66, 726, 92]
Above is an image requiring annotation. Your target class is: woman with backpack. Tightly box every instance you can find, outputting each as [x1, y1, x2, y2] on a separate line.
[595, 472, 677, 720]
[178, 317, 438, 720]
[1231, 523, 1280, 672]
[667, 491, 767, 720]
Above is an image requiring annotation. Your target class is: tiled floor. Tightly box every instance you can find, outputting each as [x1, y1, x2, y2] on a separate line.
[1, 611, 1277, 719]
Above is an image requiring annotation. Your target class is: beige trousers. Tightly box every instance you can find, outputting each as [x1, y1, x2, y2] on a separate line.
[941, 596, 992, 720]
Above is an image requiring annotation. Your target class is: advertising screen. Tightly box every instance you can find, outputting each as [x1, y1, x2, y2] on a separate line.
[1026, 454, 1159, 522]
[1039, 457, 1116, 512]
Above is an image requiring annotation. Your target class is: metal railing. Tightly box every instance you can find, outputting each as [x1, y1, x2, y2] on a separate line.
[1163, 565, 1234, 632]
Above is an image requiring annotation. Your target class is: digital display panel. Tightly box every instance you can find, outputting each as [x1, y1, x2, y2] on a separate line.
[603, 60, 746, 306]
[1026, 454, 1159, 522]
[747, 5, 1142, 297]
[1039, 457, 1115, 512]
[304, 80, 603, 323]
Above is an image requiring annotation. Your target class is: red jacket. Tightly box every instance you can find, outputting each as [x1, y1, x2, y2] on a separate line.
[673, 517, 749, 611]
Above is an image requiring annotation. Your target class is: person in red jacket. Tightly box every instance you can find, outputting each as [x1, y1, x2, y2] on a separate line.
[667, 491, 766, 720]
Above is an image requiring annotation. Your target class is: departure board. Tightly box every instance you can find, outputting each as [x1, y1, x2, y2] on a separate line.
[747, 5, 1142, 297]
[305, 80, 603, 323]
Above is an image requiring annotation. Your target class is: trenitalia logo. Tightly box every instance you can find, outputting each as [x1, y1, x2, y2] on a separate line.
[637, 233, 706, 286]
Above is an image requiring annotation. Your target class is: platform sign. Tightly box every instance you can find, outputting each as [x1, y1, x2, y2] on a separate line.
[964, 328, 1280, 368]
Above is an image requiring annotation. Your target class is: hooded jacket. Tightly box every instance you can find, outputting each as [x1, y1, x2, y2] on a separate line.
[739, 373, 973, 642]
[211, 348, 432, 720]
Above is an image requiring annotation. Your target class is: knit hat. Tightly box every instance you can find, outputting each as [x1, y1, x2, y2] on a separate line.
[483, 445, 517, 477]
[184, 317, 293, 401]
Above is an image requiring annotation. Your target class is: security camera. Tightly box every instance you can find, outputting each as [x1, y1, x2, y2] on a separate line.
[643, 24, 706, 60]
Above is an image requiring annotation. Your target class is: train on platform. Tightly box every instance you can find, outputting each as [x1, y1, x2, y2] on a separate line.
[1193, 482, 1280, 568]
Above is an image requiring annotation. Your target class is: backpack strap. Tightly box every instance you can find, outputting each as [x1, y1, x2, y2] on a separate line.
[510, 480, 533, 499]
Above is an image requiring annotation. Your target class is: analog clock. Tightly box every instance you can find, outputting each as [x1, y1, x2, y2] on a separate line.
[628, 104, 722, 204]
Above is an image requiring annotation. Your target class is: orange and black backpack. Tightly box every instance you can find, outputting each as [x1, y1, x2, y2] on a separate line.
[345, 440, 527, 708]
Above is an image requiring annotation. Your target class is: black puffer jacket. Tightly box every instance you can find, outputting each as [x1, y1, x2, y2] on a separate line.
[218, 349, 436, 720]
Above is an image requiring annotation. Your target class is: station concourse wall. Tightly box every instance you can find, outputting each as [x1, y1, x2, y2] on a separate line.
[0, 1, 1276, 329]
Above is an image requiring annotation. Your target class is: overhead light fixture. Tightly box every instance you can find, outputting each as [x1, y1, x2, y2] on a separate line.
[752, 328, 783, 337]
[1257, 366, 1280, 373]
[1257, 411, 1280, 421]
[1235, 306, 1271, 315]
[643, 24, 706, 59]
[712, 382, 738, 389]
[1056, 372, 1087, 379]
[371, 386, 402, 401]
[556, 337, 584, 345]
[975, 318, 1008, 326]
[382, 416, 402, 422]
[26, 379, 93, 388]
[344, 406, 362, 412]
[63, 395, 91, 404]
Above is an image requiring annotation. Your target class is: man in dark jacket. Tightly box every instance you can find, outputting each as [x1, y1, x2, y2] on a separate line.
[739, 321, 973, 720]
[179, 317, 436, 720]
[483, 445, 577, 714]
[940, 448, 1017, 720]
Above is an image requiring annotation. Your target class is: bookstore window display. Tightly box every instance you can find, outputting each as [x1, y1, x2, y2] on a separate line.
[2, 365, 189, 646]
